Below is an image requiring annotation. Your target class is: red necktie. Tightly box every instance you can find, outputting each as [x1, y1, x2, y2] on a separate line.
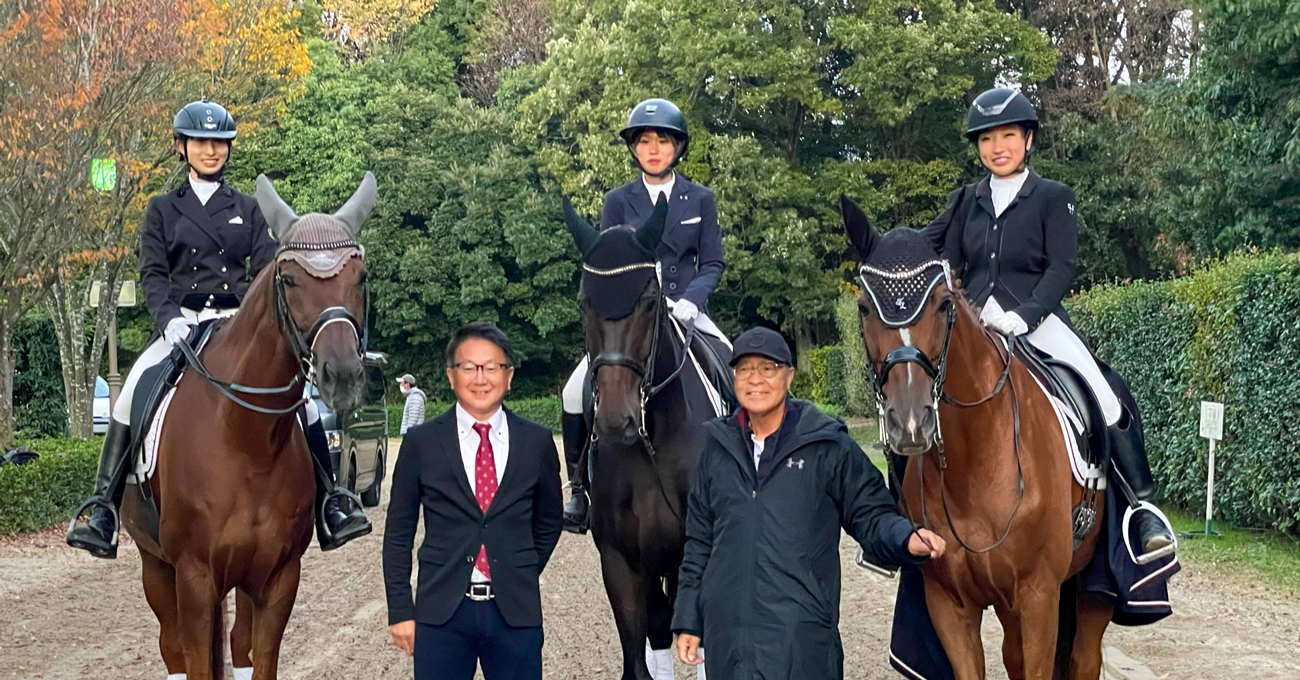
[472, 422, 499, 579]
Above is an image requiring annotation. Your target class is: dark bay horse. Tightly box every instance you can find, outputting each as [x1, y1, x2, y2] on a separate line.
[119, 173, 377, 680]
[841, 198, 1112, 679]
[563, 197, 717, 680]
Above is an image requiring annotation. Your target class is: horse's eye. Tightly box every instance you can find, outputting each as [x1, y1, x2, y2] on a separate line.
[281, 275, 297, 288]
[938, 298, 953, 313]
[858, 301, 873, 317]
[358, 271, 368, 285]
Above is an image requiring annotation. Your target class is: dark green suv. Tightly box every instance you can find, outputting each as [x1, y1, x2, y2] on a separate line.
[311, 352, 389, 507]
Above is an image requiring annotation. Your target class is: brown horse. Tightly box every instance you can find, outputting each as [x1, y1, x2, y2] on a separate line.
[841, 198, 1113, 680]
[119, 173, 377, 680]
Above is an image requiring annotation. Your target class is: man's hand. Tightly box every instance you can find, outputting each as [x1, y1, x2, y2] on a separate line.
[907, 528, 947, 559]
[676, 633, 703, 665]
[390, 620, 415, 657]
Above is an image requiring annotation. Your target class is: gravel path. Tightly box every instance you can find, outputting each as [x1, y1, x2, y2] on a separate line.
[2, 439, 1297, 679]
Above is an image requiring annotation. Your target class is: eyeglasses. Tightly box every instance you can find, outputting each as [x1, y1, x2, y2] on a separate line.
[733, 361, 788, 380]
[449, 361, 512, 377]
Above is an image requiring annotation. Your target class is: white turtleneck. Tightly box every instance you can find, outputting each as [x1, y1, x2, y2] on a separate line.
[989, 168, 1029, 217]
[189, 175, 219, 206]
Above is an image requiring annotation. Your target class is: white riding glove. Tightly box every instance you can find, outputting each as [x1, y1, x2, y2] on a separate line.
[164, 316, 198, 345]
[989, 311, 1029, 337]
[671, 299, 700, 325]
[978, 301, 1001, 327]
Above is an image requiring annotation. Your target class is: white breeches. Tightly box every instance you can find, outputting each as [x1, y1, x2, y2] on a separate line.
[112, 307, 238, 424]
[1026, 313, 1122, 426]
[562, 303, 729, 415]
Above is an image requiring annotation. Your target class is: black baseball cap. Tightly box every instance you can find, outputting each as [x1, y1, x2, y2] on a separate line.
[729, 327, 793, 367]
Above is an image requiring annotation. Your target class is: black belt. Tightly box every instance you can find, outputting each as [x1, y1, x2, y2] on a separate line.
[466, 582, 494, 601]
[180, 293, 240, 311]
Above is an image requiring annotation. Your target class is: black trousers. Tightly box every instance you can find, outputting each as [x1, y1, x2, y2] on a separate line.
[414, 597, 543, 680]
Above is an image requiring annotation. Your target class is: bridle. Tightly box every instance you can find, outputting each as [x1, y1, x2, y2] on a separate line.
[178, 242, 368, 416]
[860, 259, 1024, 554]
[585, 264, 696, 442]
[583, 262, 697, 523]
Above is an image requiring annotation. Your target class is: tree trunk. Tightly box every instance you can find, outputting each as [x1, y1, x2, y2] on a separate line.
[793, 320, 813, 373]
[49, 276, 93, 439]
[0, 316, 15, 449]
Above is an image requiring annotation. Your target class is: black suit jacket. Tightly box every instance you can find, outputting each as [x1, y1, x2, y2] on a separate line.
[600, 175, 724, 311]
[138, 182, 276, 331]
[922, 170, 1078, 331]
[383, 407, 564, 628]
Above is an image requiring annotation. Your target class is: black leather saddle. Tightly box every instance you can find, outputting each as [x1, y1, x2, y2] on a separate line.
[1012, 336, 1109, 469]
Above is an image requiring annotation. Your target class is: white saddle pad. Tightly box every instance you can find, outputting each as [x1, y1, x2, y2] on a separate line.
[126, 386, 178, 484]
[1027, 370, 1106, 490]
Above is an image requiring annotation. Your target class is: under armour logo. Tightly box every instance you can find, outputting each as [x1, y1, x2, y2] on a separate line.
[787, 458, 805, 470]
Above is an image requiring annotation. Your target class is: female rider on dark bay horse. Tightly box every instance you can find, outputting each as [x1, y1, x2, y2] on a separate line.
[923, 87, 1174, 564]
[561, 97, 731, 532]
[66, 99, 370, 558]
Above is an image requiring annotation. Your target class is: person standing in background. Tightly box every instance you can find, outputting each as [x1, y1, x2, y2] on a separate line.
[398, 373, 426, 436]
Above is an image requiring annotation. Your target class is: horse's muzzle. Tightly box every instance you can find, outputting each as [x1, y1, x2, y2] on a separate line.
[884, 404, 936, 457]
[594, 413, 641, 447]
[315, 354, 365, 413]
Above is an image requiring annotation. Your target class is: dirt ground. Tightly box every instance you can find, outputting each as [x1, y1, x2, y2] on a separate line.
[2, 440, 1298, 680]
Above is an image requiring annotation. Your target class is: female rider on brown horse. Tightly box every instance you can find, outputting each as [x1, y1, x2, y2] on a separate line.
[66, 100, 370, 558]
[923, 87, 1175, 564]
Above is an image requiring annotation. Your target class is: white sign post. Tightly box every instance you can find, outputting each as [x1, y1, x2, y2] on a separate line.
[1195, 401, 1225, 537]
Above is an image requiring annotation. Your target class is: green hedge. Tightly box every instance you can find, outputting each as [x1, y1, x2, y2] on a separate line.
[0, 438, 101, 536]
[835, 293, 874, 417]
[388, 396, 563, 437]
[807, 345, 848, 409]
[1069, 251, 1300, 534]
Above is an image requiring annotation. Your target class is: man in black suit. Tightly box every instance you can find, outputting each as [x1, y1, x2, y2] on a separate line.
[384, 322, 564, 680]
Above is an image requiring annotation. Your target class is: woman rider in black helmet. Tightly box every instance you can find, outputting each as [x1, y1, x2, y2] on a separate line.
[66, 100, 371, 558]
[923, 87, 1175, 564]
[559, 98, 731, 532]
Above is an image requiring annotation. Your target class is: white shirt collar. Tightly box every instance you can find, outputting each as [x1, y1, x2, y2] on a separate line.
[188, 175, 220, 206]
[455, 402, 507, 438]
[642, 172, 676, 205]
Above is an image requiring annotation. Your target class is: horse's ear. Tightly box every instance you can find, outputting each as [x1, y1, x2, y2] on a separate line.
[563, 197, 600, 255]
[634, 196, 669, 253]
[334, 171, 378, 237]
[841, 195, 879, 260]
[255, 174, 299, 242]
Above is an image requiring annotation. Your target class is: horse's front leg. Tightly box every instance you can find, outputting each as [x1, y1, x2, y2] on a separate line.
[231, 588, 255, 680]
[1012, 578, 1062, 680]
[174, 558, 224, 680]
[598, 545, 654, 680]
[250, 558, 303, 680]
[922, 578, 987, 680]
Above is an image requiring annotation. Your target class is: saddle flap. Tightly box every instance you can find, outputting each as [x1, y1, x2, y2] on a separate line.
[1014, 337, 1107, 467]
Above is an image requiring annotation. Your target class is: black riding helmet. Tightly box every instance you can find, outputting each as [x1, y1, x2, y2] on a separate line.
[964, 88, 1038, 141]
[173, 100, 236, 182]
[619, 98, 689, 176]
[173, 100, 238, 140]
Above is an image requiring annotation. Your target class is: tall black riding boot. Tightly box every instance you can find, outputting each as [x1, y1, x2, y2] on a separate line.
[303, 414, 371, 551]
[66, 420, 133, 558]
[561, 411, 590, 534]
[1108, 414, 1175, 565]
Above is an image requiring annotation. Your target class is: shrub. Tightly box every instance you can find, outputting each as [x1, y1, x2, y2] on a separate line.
[835, 293, 875, 417]
[1070, 251, 1300, 534]
[0, 438, 101, 536]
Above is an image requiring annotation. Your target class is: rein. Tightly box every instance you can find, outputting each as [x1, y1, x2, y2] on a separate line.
[177, 249, 368, 416]
[866, 291, 1026, 555]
